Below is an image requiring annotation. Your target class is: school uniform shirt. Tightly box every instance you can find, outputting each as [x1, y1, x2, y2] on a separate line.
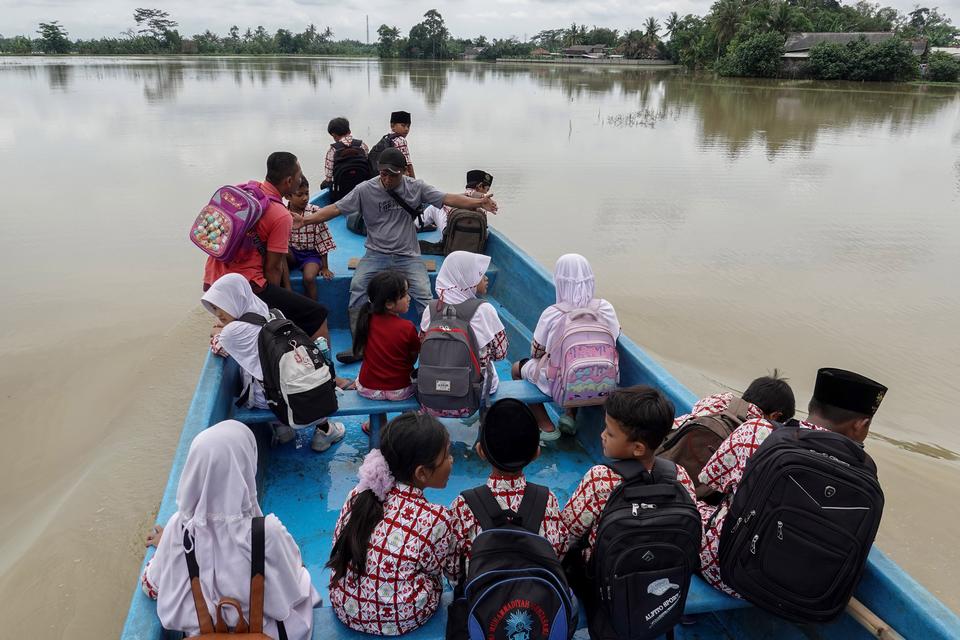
[445, 473, 568, 583]
[329, 483, 452, 636]
[203, 180, 292, 289]
[672, 392, 763, 429]
[697, 418, 829, 597]
[561, 463, 697, 563]
[357, 313, 421, 391]
[392, 135, 412, 167]
[289, 204, 337, 254]
[324, 135, 370, 182]
[420, 189, 490, 235]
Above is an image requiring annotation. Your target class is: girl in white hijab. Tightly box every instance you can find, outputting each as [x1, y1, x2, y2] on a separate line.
[420, 251, 508, 416]
[512, 253, 620, 439]
[141, 420, 320, 639]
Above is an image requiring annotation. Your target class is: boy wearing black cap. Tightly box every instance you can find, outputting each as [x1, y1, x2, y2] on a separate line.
[420, 169, 494, 235]
[698, 367, 887, 596]
[445, 398, 568, 583]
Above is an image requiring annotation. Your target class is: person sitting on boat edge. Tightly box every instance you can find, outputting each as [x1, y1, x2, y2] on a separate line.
[353, 271, 421, 432]
[142, 420, 320, 640]
[295, 147, 497, 364]
[286, 175, 336, 303]
[327, 413, 454, 636]
[697, 367, 887, 598]
[512, 253, 621, 441]
[419, 169, 495, 236]
[560, 386, 697, 600]
[445, 398, 569, 585]
[322, 116, 369, 190]
[202, 151, 337, 353]
[419, 251, 508, 419]
[202, 273, 347, 452]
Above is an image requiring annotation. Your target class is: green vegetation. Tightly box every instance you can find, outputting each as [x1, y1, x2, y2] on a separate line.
[717, 32, 785, 77]
[926, 50, 960, 81]
[806, 37, 918, 81]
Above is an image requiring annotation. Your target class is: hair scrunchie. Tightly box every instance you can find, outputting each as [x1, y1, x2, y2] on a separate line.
[356, 449, 395, 502]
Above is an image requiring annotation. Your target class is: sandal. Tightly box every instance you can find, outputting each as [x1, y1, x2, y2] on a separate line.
[539, 426, 562, 442]
[361, 421, 371, 435]
[558, 415, 577, 436]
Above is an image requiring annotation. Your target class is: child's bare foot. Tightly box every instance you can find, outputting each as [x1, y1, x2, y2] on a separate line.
[336, 377, 356, 390]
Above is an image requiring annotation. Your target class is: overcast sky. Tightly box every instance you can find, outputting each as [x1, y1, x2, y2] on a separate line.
[3, 0, 957, 42]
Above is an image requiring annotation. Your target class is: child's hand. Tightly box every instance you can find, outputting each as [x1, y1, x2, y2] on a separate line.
[291, 212, 305, 230]
[145, 525, 164, 548]
[320, 268, 335, 280]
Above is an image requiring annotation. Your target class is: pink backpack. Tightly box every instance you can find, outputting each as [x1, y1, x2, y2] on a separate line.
[545, 300, 619, 408]
[189, 181, 282, 262]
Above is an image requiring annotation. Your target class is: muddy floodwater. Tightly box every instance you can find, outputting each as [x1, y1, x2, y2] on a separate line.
[0, 57, 957, 637]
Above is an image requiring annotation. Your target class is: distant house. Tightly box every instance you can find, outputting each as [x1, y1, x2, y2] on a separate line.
[783, 32, 927, 60]
[562, 44, 607, 58]
[931, 46, 960, 58]
[463, 46, 486, 60]
[531, 47, 550, 57]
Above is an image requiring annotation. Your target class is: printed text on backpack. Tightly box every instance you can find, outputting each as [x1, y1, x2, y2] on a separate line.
[190, 182, 282, 263]
[545, 301, 619, 408]
[418, 299, 487, 415]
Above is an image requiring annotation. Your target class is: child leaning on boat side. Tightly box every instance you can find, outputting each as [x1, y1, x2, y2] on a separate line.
[445, 398, 568, 584]
[419, 251, 509, 418]
[327, 413, 454, 636]
[672, 372, 796, 430]
[419, 169, 495, 235]
[201, 273, 346, 453]
[286, 175, 336, 302]
[511, 253, 621, 440]
[142, 420, 320, 640]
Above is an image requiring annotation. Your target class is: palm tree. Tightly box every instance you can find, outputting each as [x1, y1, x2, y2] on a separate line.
[644, 17, 661, 41]
[665, 12, 680, 40]
[709, 0, 742, 60]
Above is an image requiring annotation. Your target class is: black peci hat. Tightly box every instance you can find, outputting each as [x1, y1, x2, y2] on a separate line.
[813, 368, 887, 416]
[479, 398, 540, 472]
[466, 170, 493, 187]
[390, 110, 411, 125]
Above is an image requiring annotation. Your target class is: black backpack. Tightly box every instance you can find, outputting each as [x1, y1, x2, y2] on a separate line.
[718, 425, 884, 623]
[446, 483, 575, 640]
[588, 459, 701, 640]
[367, 133, 400, 173]
[330, 139, 371, 203]
[417, 299, 487, 414]
[237, 309, 338, 426]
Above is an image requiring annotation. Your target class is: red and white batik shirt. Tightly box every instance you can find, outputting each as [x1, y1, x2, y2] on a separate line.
[697, 418, 828, 596]
[672, 392, 764, 429]
[324, 135, 370, 183]
[329, 482, 452, 636]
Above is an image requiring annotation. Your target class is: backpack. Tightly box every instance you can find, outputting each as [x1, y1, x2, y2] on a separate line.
[441, 209, 488, 255]
[237, 310, 338, 427]
[330, 139, 371, 203]
[446, 483, 575, 640]
[718, 425, 884, 623]
[655, 397, 754, 503]
[588, 459, 701, 640]
[417, 299, 487, 414]
[367, 133, 400, 173]
[182, 517, 281, 638]
[190, 182, 282, 263]
[545, 301, 619, 408]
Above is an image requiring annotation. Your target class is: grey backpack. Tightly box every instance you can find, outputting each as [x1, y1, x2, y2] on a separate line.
[418, 299, 489, 413]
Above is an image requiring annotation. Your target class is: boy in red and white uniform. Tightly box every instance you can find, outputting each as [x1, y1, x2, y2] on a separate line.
[698, 367, 887, 596]
[672, 372, 797, 429]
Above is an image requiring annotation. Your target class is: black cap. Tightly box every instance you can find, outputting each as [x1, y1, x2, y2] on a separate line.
[378, 147, 407, 175]
[813, 368, 887, 416]
[390, 110, 411, 125]
[479, 399, 539, 472]
[466, 170, 493, 187]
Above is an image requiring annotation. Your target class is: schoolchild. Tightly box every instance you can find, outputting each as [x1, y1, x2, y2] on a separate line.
[142, 420, 320, 640]
[354, 270, 421, 402]
[419, 251, 508, 417]
[382, 110, 414, 178]
[511, 253, 620, 440]
[698, 368, 887, 597]
[287, 175, 336, 302]
[560, 386, 697, 566]
[445, 398, 568, 583]
[323, 116, 369, 186]
[673, 371, 796, 428]
[201, 273, 346, 452]
[420, 169, 494, 234]
[327, 413, 454, 636]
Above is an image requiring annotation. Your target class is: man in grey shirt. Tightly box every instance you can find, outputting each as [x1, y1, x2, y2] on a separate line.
[298, 147, 497, 362]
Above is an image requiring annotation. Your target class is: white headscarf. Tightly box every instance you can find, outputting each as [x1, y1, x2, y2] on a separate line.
[202, 273, 270, 380]
[423, 251, 505, 348]
[146, 421, 319, 638]
[554, 253, 596, 309]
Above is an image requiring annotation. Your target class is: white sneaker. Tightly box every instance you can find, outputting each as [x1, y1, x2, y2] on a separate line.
[271, 423, 296, 446]
[311, 421, 346, 452]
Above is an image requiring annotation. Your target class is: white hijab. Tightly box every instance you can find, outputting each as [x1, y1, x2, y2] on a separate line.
[202, 273, 270, 380]
[554, 253, 596, 308]
[422, 251, 505, 348]
[146, 421, 318, 637]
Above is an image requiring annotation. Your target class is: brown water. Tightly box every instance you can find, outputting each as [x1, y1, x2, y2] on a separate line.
[0, 57, 957, 636]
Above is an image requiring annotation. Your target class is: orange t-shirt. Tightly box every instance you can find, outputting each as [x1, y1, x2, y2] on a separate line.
[202, 181, 292, 289]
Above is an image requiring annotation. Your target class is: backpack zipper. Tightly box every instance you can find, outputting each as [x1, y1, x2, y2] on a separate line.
[777, 520, 783, 540]
[750, 534, 759, 555]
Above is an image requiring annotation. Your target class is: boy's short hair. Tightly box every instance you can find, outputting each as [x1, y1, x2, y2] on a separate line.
[266, 151, 299, 186]
[604, 385, 675, 451]
[298, 175, 309, 190]
[479, 398, 539, 472]
[327, 117, 350, 136]
[742, 370, 796, 420]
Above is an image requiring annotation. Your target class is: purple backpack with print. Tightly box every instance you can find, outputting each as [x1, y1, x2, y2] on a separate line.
[189, 181, 282, 262]
[545, 300, 619, 408]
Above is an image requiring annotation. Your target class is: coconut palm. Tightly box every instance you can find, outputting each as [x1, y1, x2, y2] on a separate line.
[709, 0, 743, 60]
[644, 17, 661, 41]
[665, 12, 681, 40]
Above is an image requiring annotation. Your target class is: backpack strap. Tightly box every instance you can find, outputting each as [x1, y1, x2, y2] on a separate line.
[724, 396, 754, 423]
[514, 482, 550, 535]
[387, 189, 423, 225]
[461, 485, 511, 531]
[606, 459, 650, 482]
[249, 516, 265, 633]
[350, 138, 363, 149]
[332, 141, 346, 151]
[182, 528, 216, 634]
[651, 457, 679, 483]
[237, 312, 267, 327]
[451, 297, 485, 323]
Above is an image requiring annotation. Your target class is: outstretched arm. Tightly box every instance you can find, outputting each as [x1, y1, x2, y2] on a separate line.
[442, 192, 498, 213]
[296, 203, 342, 228]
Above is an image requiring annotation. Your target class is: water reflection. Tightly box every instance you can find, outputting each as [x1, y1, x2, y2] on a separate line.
[45, 64, 72, 92]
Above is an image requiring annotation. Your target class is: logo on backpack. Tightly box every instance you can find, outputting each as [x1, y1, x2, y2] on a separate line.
[190, 182, 281, 263]
[491, 603, 547, 640]
[545, 301, 619, 408]
[646, 578, 679, 596]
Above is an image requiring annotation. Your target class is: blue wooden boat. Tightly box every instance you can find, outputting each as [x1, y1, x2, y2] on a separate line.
[121, 190, 960, 639]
